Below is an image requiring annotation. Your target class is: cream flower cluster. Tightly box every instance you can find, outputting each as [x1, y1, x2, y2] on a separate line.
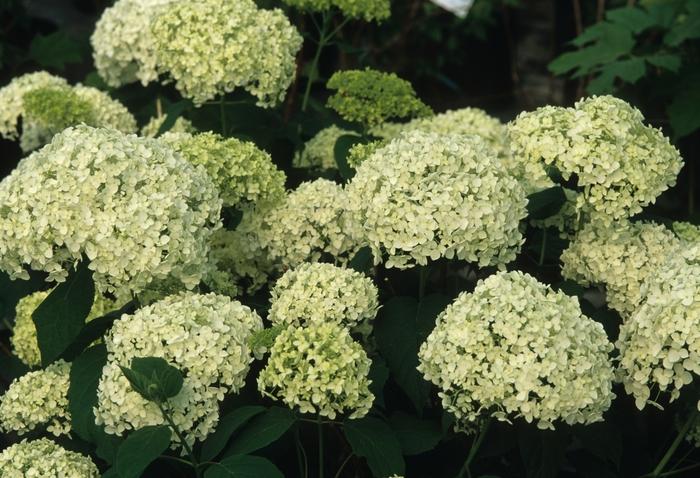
[268, 263, 379, 338]
[281, 0, 390, 21]
[0, 71, 136, 151]
[11, 290, 119, 368]
[256, 178, 361, 268]
[561, 220, 680, 318]
[294, 126, 354, 170]
[673, 221, 700, 243]
[0, 360, 71, 437]
[141, 115, 195, 138]
[160, 132, 286, 208]
[508, 96, 683, 222]
[418, 271, 615, 430]
[258, 321, 374, 419]
[0, 125, 221, 297]
[91, 0, 178, 87]
[345, 131, 527, 269]
[95, 292, 263, 447]
[616, 245, 700, 411]
[0, 438, 99, 478]
[152, 0, 302, 106]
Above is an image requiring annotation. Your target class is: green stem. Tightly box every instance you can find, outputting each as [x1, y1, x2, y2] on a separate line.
[456, 418, 492, 478]
[419, 265, 429, 299]
[301, 12, 333, 112]
[649, 410, 698, 477]
[219, 96, 227, 136]
[659, 462, 700, 477]
[333, 453, 353, 478]
[295, 427, 307, 478]
[538, 229, 547, 266]
[157, 402, 202, 478]
[318, 415, 324, 478]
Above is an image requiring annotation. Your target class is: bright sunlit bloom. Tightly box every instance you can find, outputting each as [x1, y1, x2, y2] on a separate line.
[0, 438, 99, 478]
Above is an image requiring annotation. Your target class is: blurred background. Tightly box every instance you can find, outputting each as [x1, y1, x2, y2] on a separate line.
[1, 0, 698, 221]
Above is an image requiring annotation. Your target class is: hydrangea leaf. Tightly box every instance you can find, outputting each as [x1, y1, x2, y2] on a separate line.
[343, 416, 405, 477]
[69, 344, 108, 441]
[200, 406, 266, 462]
[116, 425, 171, 478]
[224, 407, 296, 456]
[389, 411, 442, 456]
[204, 455, 284, 478]
[120, 357, 184, 403]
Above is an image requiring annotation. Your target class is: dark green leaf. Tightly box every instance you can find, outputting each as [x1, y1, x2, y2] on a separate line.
[526, 187, 567, 220]
[120, 357, 183, 403]
[368, 356, 390, 409]
[0, 352, 29, 384]
[550, 25, 635, 76]
[33, 260, 95, 366]
[587, 58, 646, 94]
[204, 455, 283, 478]
[226, 407, 296, 456]
[349, 246, 373, 274]
[389, 411, 442, 455]
[606, 7, 655, 33]
[664, 7, 700, 46]
[116, 425, 171, 478]
[334, 134, 363, 180]
[645, 53, 682, 73]
[343, 416, 405, 477]
[29, 31, 84, 70]
[69, 344, 108, 441]
[668, 81, 700, 138]
[519, 427, 568, 478]
[201, 406, 266, 462]
[0, 270, 47, 320]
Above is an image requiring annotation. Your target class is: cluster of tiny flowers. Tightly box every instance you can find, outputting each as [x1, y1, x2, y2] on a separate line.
[141, 115, 196, 138]
[327, 69, 433, 128]
[0, 438, 99, 478]
[152, 0, 302, 106]
[561, 220, 680, 318]
[91, 0, 178, 87]
[345, 131, 527, 269]
[616, 245, 700, 411]
[268, 263, 379, 338]
[418, 271, 615, 431]
[346, 140, 386, 169]
[0, 360, 71, 437]
[258, 321, 374, 419]
[160, 132, 286, 208]
[255, 178, 361, 268]
[373, 107, 508, 155]
[508, 96, 683, 222]
[294, 126, 354, 170]
[0, 126, 221, 298]
[672, 221, 700, 243]
[95, 292, 263, 447]
[281, 0, 390, 21]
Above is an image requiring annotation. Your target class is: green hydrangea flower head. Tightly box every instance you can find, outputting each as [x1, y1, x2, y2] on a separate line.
[294, 125, 354, 170]
[346, 139, 386, 169]
[672, 221, 700, 243]
[0, 438, 99, 478]
[281, 0, 390, 21]
[23, 85, 95, 132]
[418, 270, 615, 431]
[327, 68, 432, 128]
[160, 131, 286, 208]
[152, 0, 302, 106]
[258, 321, 374, 419]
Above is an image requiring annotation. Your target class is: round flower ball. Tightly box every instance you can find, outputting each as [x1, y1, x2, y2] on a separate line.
[418, 271, 615, 431]
[0, 125, 221, 298]
[345, 131, 527, 269]
[616, 245, 700, 411]
[95, 292, 263, 447]
[561, 220, 680, 318]
[151, 0, 302, 106]
[0, 438, 99, 478]
[268, 262, 379, 338]
[0, 360, 71, 437]
[258, 321, 374, 419]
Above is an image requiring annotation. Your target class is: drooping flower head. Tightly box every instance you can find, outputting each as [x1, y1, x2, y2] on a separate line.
[418, 271, 615, 431]
[345, 131, 527, 269]
[0, 438, 100, 478]
[327, 69, 432, 128]
[0, 360, 71, 437]
[160, 132, 286, 208]
[151, 0, 302, 106]
[0, 125, 221, 298]
[258, 321, 374, 419]
[268, 263, 379, 338]
[95, 292, 263, 447]
[294, 125, 355, 170]
[616, 245, 700, 411]
[281, 0, 390, 21]
[508, 96, 683, 223]
[561, 220, 680, 318]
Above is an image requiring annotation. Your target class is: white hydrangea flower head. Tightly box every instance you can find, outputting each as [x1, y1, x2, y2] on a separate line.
[0, 360, 71, 437]
[616, 245, 700, 411]
[0, 438, 99, 478]
[561, 220, 680, 318]
[268, 263, 379, 338]
[160, 131, 286, 208]
[418, 271, 615, 431]
[294, 125, 354, 170]
[151, 0, 302, 106]
[508, 96, 683, 223]
[258, 321, 374, 419]
[345, 131, 527, 269]
[0, 125, 221, 298]
[256, 178, 361, 269]
[11, 290, 120, 368]
[141, 115, 196, 138]
[95, 292, 263, 448]
[672, 221, 700, 243]
[91, 0, 179, 87]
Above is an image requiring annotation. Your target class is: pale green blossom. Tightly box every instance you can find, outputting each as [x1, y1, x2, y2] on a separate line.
[0, 438, 99, 478]
[294, 125, 354, 170]
[672, 221, 700, 243]
[281, 0, 390, 21]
